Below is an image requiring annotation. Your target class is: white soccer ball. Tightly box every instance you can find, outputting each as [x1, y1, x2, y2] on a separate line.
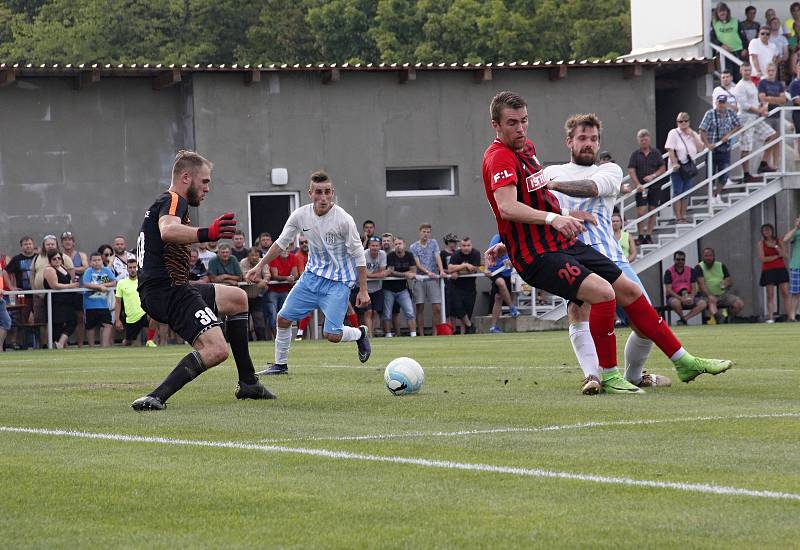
[384, 357, 425, 395]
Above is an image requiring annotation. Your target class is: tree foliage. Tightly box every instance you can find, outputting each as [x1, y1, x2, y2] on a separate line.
[0, 0, 630, 65]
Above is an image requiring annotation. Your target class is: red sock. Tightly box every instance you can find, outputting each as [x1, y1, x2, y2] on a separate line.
[589, 299, 617, 369]
[298, 315, 310, 332]
[348, 313, 359, 327]
[146, 328, 156, 341]
[623, 294, 681, 358]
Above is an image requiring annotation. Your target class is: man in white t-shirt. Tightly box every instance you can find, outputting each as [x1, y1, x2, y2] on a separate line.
[749, 25, 780, 78]
[732, 62, 778, 182]
[712, 70, 738, 111]
[246, 170, 371, 375]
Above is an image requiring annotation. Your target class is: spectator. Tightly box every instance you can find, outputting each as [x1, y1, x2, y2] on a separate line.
[382, 237, 417, 337]
[114, 258, 157, 346]
[207, 244, 243, 286]
[665, 111, 704, 223]
[42, 250, 80, 349]
[712, 70, 738, 110]
[33, 235, 74, 290]
[764, 8, 788, 35]
[361, 220, 376, 249]
[485, 233, 518, 333]
[758, 222, 791, 322]
[440, 232, 459, 330]
[789, 9, 800, 71]
[628, 129, 666, 244]
[357, 236, 386, 336]
[664, 250, 707, 325]
[598, 150, 614, 164]
[699, 94, 742, 206]
[0, 257, 11, 352]
[785, 3, 800, 41]
[257, 232, 272, 256]
[240, 246, 269, 341]
[446, 237, 481, 334]
[733, 63, 779, 182]
[97, 244, 114, 268]
[230, 229, 248, 261]
[188, 247, 209, 283]
[60, 232, 88, 279]
[694, 247, 745, 324]
[612, 212, 637, 263]
[789, 60, 800, 148]
[711, 2, 746, 80]
[410, 223, 446, 336]
[267, 246, 298, 333]
[758, 63, 787, 149]
[749, 24, 780, 79]
[293, 237, 312, 341]
[741, 5, 761, 44]
[110, 235, 135, 280]
[6, 236, 36, 348]
[82, 251, 116, 347]
[768, 17, 790, 78]
[196, 242, 215, 268]
[782, 216, 800, 321]
[380, 233, 394, 254]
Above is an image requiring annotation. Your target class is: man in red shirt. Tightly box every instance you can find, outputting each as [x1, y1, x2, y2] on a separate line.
[268, 248, 299, 333]
[483, 91, 732, 395]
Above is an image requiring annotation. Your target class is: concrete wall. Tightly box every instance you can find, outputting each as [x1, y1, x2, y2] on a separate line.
[0, 77, 189, 254]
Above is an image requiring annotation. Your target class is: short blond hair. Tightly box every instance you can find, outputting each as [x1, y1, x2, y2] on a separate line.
[565, 113, 602, 139]
[172, 150, 212, 179]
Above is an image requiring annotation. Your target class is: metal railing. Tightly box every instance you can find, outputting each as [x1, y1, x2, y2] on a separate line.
[616, 106, 800, 249]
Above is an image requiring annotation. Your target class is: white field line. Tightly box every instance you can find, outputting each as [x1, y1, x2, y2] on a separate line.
[258, 412, 800, 443]
[1, 425, 798, 502]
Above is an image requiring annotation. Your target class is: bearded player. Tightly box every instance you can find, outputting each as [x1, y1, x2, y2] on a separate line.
[482, 92, 732, 395]
[131, 150, 275, 410]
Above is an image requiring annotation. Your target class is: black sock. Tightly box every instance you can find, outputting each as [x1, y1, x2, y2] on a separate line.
[150, 351, 207, 403]
[227, 312, 257, 384]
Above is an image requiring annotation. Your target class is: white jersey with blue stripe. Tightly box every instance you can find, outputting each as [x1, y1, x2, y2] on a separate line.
[545, 161, 627, 264]
[275, 204, 366, 286]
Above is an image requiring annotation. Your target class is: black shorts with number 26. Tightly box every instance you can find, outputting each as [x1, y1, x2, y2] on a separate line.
[518, 241, 622, 306]
[139, 282, 221, 344]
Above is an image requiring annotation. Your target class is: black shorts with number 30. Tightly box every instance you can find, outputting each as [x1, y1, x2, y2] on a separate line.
[518, 241, 622, 306]
[139, 281, 221, 344]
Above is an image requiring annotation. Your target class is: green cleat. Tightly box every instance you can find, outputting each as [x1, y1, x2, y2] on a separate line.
[601, 367, 645, 394]
[674, 354, 733, 383]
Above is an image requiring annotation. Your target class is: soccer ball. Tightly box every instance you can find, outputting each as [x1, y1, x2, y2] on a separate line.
[384, 357, 425, 395]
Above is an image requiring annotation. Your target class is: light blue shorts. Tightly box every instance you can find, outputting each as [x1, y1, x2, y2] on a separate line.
[277, 271, 351, 335]
[616, 260, 651, 303]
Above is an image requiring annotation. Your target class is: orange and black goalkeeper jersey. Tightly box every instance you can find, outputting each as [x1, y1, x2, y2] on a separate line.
[137, 191, 192, 288]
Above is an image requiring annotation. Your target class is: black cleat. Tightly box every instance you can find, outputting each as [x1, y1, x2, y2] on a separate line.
[357, 325, 371, 363]
[235, 379, 277, 400]
[131, 395, 166, 411]
[465, 324, 477, 335]
[256, 363, 288, 376]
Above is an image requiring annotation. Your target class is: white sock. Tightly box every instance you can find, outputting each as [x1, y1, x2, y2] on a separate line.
[385, 332, 394, 338]
[670, 347, 687, 362]
[624, 332, 653, 384]
[339, 326, 362, 342]
[568, 322, 600, 379]
[296, 329, 304, 336]
[410, 331, 417, 337]
[275, 326, 292, 365]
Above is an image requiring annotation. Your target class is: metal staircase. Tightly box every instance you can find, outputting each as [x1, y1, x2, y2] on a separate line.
[539, 106, 800, 321]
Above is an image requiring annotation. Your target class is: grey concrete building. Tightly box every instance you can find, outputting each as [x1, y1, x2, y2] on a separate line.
[2, 59, 795, 320]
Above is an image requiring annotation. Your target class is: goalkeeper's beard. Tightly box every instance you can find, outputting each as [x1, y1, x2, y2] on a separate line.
[572, 149, 597, 167]
[187, 183, 202, 207]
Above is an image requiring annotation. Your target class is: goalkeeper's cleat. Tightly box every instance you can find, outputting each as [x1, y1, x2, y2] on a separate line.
[635, 373, 672, 387]
[235, 379, 277, 400]
[581, 375, 601, 395]
[131, 395, 166, 411]
[674, 354, 733, 383]
[145, 340, 157, 348]
[357, 325, 371, 363]
[601, 367, 645, 394]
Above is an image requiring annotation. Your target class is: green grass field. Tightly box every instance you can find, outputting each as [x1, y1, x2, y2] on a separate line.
[1, 324, 799, 549]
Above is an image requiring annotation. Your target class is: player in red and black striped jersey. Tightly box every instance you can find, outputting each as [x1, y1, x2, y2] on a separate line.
[483, 92, 732, 395]
[131, 150, 275, 411]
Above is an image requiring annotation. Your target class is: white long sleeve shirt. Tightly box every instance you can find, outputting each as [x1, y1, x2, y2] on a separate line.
[275, 204, 366, 285]
[545, 161, 627, 264]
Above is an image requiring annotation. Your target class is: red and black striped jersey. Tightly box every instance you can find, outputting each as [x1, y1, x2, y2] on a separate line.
[482, 138, 572, 271]
[137, 191, 192, 288]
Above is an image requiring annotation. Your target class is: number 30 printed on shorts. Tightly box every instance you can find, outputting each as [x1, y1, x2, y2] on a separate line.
[195, 307, 219, 326]
[557, 262, 582, 286]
